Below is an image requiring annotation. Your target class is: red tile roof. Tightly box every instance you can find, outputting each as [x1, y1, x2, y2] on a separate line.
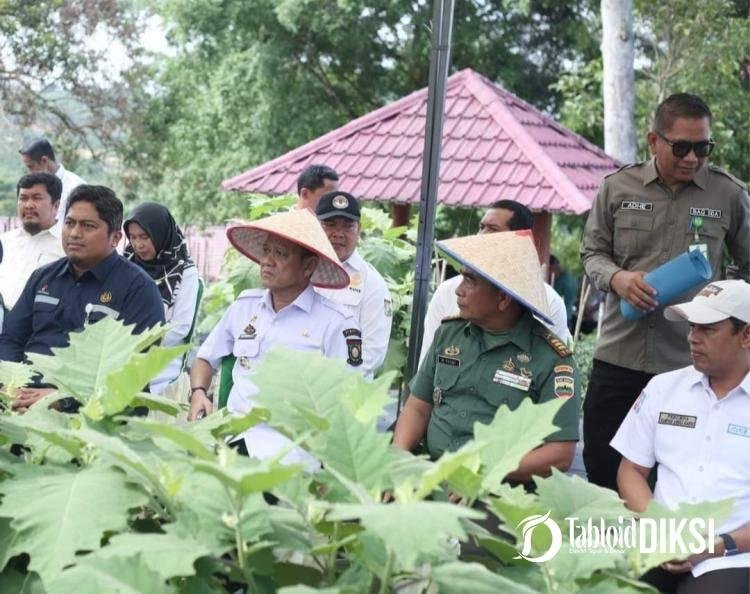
[222, 68, 621, 214]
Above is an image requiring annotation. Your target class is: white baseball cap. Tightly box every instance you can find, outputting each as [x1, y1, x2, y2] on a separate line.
[664, 280, 750, 324]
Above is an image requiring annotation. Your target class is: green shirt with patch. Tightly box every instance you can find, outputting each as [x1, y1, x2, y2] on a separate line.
[410, 312, 580, 459]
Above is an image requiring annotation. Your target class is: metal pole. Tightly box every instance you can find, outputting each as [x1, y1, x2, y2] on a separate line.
[399, 0, 455, 414]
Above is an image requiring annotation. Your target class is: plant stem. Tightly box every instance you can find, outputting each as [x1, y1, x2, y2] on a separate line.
[325, 522, 340, 584]
[379, 550, 395, 594]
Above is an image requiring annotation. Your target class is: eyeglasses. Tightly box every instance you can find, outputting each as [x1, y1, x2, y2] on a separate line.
[656, 131, 715, 158]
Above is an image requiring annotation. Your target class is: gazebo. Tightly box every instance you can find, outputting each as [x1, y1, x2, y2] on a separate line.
[222, 68, 621, 265]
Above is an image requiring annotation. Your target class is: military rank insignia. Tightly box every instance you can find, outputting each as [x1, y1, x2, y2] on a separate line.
[343, 328, 363, 366]
[239, 323, 257, 340]
[543, 332, 573, 357]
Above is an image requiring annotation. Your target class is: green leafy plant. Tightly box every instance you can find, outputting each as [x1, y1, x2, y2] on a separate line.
[0, 320, 731, 593]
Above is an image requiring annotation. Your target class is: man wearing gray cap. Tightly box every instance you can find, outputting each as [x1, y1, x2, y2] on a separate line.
[612, 280, 750, 593]
[315, 191, 392, 377]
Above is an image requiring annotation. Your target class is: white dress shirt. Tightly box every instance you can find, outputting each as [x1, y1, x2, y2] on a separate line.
[197, 285, 361, 467]
[316, 250, 393, 377]
[54, 163, 86, 224]
[611, 366, 750, 576]
[0, 225, 64, 309]
[419, 274, 572, 364]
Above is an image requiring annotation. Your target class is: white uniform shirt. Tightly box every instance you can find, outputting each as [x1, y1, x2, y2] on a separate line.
[419, 274, 572, 364]
[197, 284, 361, 466]
[0, 226, 64, 309]
[316, 250, 392, 377]
[55, 163, 86, 223]
[149, 266, 202, 394]
[611, 366, 750, 576]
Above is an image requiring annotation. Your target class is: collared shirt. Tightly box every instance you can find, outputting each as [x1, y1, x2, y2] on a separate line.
[419, 274, 571, 364]
[54, 163, 86, 224]
[611, 366, 750, 576]
[316, 249, 392, 376]
[0, 251, 165, 362]
[411, 312, 580, 459]
[581, 158, 750, 374]
[0, 225, 65, 308]
[197, 285, 361, 466]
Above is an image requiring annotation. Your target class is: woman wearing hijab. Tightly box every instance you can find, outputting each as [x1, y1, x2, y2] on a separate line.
[124, 202, 202, 394]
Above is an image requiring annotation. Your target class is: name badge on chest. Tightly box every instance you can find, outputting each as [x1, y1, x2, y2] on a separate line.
[492, 369, 531, 392]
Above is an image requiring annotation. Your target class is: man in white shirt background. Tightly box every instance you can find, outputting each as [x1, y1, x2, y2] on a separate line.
[420, 199, 571, 363]
[19, 137, 86, 223]
[315, 191, 393, 377]
[0, 173, 65, 310]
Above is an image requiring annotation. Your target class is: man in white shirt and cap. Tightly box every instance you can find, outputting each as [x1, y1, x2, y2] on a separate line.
[420, 199, 570, 364]
[0, 173, 65, 310]
[19, 138, 86, 225]
[612, 280, 750, 593]
[315, 191, 392, 376]
[187, 208, 361, 466]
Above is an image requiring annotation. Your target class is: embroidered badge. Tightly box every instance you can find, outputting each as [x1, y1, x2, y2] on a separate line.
[493, 370, 531, 391]
[502, 358, 516, 373]
[553, 375, 575, 399]
[346, 338, 363, 366]
[343, 328, 362, 338]
[100, 291, 113, 304]
[239, 323, 257, 340]
[727, 424, 750, 438]
[689, 207, 722, 219]
[438, 355, 460, 367]
[697, 284, 723, 298]
[444, 345, 460, 356]
[516, 352, 531, 363]
[621, 200, 653, 212]
[554, 364, 574, 374]
[658, 412, 697, 429]
[39, 284, 50, 295]
[332, 194, 349, 209]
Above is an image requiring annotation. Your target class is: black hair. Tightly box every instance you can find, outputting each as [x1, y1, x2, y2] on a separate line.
[65, 185, 123, 234]
[729, 316, 747, 334]
[653, 94, 712, 134]
[488, 199, 534, 231]
[549, 254, 560, 266]
[297, 164, 339, 193]
[19, 137, 56, 162]
[16, 173, 62, 204]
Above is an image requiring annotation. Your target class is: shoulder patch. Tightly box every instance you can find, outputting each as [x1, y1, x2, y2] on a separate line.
[542, 331, 573, 358]
[237, 288, 264, 300]
[344, 328, 363, 366]
[440, 315, 464, 325]
[707, 164, 747, 191]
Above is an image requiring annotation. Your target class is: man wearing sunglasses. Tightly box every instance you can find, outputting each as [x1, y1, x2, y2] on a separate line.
[580, 93, 749, 492]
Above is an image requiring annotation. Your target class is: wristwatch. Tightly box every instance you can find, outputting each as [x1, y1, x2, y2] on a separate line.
[719, 533, 740, 556]
[190, 386, 211, 401]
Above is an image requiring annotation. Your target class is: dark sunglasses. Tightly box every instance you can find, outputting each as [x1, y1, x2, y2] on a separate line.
[656, 131, 715, 158]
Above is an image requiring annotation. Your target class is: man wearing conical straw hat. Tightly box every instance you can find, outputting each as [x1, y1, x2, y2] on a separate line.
[187, 208, 362, 465]
[394, 230, 580, 483]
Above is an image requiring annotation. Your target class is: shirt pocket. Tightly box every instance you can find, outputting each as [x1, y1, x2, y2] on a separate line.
[434, 358, 462, 397]
[613, 212, 655, 260]
[478, 371, 530, 411]
[684, 220, 725, 266]
[85, 303, 121, 325]
[31, 295, 62, 334]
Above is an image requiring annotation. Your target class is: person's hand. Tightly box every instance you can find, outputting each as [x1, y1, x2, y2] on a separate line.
[660, 559, 692, 574]
[187, 391, 213, 421]
[12, 387, 55, 414]
[448, 492, 463, 504]
[610, 270, 658, 311]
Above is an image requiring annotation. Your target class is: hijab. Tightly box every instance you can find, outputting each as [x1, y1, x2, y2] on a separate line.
[124, 202, 195, 309]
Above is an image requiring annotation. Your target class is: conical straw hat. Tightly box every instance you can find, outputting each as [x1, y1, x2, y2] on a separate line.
[435, 230, 552, 325]
[227, 209, 349, 289]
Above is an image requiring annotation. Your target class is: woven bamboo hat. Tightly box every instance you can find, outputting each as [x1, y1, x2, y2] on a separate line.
[435, 230, 552, 325]
[227, 209, 349, 289]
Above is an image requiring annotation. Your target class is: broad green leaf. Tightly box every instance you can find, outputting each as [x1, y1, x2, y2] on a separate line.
[414, 441, 482, 499]
[338, 371, 394, 424]
[0, 412, 82, 460]
[0, 361, 33, 395]
[266, 506, 314, 552]
[544, 545, 624, 585]
[630, 498, 735, 573]
[0, 466, 149, 582]
[328, 502, 483, 566]
[486, 484, 541, 536]
[474, 398, 565, 491]
[431, 562, 539, 594]
[536, 469, 629, 523]
[317, 406, 392, 492]
[278, 587, 339, 594]
[210, 408, 270, 439]
[87, 532, 212, 581]
[131, 392, 184, 416]
[127, 419, 215, 460]
[26, 317, 167, 403]
[47, 554, 175, 594]
[445, 466, 483, 501]
[0, 517, 20, 572]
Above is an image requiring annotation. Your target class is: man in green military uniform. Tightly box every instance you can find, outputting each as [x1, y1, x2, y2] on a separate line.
[394, 230, 580, 483]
